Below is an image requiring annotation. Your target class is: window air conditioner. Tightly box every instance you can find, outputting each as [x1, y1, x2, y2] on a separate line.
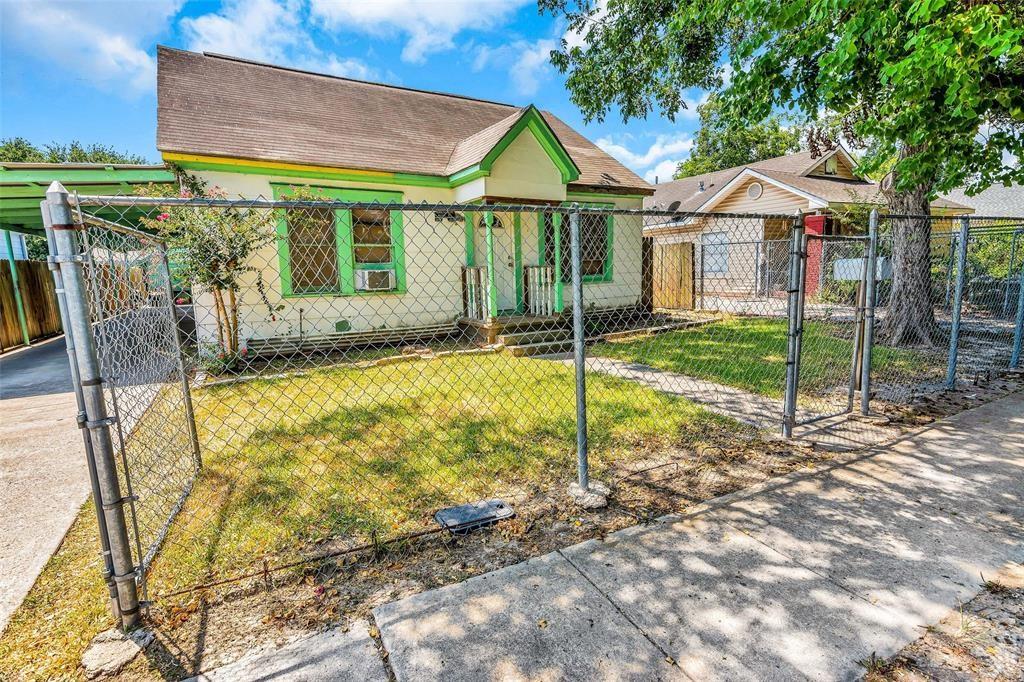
[354, 269, 396, 291]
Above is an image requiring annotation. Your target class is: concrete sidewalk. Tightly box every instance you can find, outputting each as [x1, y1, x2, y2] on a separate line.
[189, 393, 1023, 681]
[0, 336, 88, 632]
[373, 392, 1024, 681]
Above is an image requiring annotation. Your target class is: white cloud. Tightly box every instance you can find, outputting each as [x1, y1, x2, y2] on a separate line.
[561, 0, 607, 51]
[0, 0, 183, 95]
[309, 0, 531, 64]
[678, 89, 710, 120]
[182, 0, 382, 81]
[181, 0, 304, 64]
[474, 38, 557, 96]
[644, 159, 683, 184]
[596, 133, 694, 169]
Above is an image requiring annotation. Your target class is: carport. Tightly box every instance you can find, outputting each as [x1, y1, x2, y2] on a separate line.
[0, 162, 175, 350]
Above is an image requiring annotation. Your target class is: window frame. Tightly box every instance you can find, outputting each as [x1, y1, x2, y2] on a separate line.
[701, 230, 730, 275]
[272, 184, 406, 297]
[538, 202, 614, 284]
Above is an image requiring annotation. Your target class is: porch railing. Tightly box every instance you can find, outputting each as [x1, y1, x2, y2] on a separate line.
[462, 266, 489, 321]
[525, 265, 556, 317]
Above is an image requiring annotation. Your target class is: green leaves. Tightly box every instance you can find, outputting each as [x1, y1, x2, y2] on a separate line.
[544, 0, 1024, 195]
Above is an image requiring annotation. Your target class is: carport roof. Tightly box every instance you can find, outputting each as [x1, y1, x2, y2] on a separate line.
[0, 163, 176, 236]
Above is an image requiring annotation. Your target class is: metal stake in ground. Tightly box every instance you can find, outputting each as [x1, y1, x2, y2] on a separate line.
[43, 182, 141, 629]
[946, 216, 970, 389]
[861, 209, 879, 415]
[567, 203, 608, 508]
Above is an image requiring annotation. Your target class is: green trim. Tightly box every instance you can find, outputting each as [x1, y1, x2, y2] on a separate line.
[562, 201, 614, 283]
[464, 211, 475, 266]
[472, 106, 580, 185]
[513, 212, 524, 314]
[181, 159, 451, 188]
[273, 202, 294, 296]
[271, 183, 406, 297]
[0, 167, 175, 184]
[3, 230, 30, 346]
[565, 191, 646, 201]
[449, 165, 489, 188]
[335, 208, 356, 295]
[484, 211, 498, 318]
[552, 213, 564, 313]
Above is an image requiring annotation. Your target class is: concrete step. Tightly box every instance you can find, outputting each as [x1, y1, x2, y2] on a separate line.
[497, 328, 572, 346]
[506, 339, 574, 357]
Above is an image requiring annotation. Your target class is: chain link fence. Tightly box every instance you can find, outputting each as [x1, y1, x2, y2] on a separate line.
[42, 189, 1023, 625]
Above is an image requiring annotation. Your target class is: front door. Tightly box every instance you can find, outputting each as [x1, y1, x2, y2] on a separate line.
[474, 213, 517, 312]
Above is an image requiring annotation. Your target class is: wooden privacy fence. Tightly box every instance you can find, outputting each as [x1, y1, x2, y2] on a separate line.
[0, 260, 62, 351]
[652, 241, 695, 311]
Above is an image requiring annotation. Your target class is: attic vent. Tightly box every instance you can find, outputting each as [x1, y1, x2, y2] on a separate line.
[747, 182, 763, 200]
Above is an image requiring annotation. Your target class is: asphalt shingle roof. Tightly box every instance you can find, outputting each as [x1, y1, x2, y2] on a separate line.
[157, 47, 651, 194]
[646, 150, 968, 212]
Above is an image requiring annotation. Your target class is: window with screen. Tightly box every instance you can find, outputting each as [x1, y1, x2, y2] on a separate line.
[275, 184, 405, 296]
[544, 211, 611, 283]
[352, 208, 394, 267]
[702, 231, 729, 274]
[286, 207, 339, 293]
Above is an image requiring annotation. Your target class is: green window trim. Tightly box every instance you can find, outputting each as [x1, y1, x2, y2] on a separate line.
[537, 204, 615, 288]
[272, 183, 406, 297]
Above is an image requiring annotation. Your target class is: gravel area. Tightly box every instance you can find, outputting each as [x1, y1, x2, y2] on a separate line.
[865, 563, 1024, 681]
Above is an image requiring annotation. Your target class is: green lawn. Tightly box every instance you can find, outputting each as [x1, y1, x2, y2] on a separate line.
[145, 352, 736, 596]
[592, 317, 942, 399]
[1, 351, 737, 680]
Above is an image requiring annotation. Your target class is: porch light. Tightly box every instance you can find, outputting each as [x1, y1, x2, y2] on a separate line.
[477, 215, 504, 231]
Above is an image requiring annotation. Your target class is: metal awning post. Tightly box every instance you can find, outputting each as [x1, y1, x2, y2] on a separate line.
[3, 229, 31, 347]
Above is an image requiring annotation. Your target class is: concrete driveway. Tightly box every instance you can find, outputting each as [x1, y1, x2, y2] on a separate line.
[0, 337, 89, 631]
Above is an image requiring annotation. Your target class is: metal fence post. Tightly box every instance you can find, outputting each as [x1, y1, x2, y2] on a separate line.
[43, 183, 141, 629]
[946, 216, 970, 389]
[860, 209, 879, 414]
[1002, 230, 1019, 317]
[1011, 254, 1024, 369]
[158, 244, 202, 470]
[782, 213, 806, 437]
[41, 201, 120, 616]
[3, 229, 32, 347]
[569, 204, 589, 490]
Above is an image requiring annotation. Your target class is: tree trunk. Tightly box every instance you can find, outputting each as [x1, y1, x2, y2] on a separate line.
[877, 145, 943, 347]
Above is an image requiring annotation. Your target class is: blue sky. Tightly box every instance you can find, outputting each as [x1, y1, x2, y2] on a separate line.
[0, 0, 707, 183]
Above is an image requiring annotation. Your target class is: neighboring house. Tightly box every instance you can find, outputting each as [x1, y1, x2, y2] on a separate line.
[942, 182, 1024, 217]
[156, 47, 653, 348]
[0, 231, 27, 260]
[644, 146, 972, 297]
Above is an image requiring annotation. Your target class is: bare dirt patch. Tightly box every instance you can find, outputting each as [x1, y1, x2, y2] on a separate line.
[864, 563, 1024, 682]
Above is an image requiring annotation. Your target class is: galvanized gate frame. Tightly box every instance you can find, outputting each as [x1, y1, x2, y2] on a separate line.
[783, 209, 880, 437]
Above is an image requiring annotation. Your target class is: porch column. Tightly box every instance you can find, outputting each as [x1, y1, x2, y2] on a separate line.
[3, 230, 31, 347]
[552, 213, 564, 313]
[484, 210, 499, 320]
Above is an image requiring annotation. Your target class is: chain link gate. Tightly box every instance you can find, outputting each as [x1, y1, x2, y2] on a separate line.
[783, 224, 875, 442]
[42, 185, 200, 626]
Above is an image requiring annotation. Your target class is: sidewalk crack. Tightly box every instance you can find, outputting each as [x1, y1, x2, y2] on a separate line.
[557, 548, 697, 682]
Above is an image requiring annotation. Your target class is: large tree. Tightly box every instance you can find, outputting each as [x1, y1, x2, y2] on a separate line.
[543, 0, 1024, 346]
[675, 94, 804, 177]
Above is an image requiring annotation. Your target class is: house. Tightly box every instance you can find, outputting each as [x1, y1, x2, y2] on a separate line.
[644, 146, 972, 298]
[942, 182, 1024, 218]
[155, 47, 653, 350]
